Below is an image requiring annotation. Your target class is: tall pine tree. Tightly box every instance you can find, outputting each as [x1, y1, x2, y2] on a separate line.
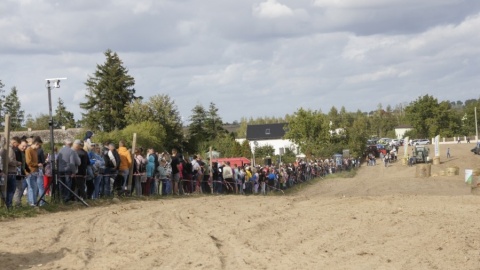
[80, 49, 139, 132]
[54, 98, 76, 129]
[4, 86, 25, 130]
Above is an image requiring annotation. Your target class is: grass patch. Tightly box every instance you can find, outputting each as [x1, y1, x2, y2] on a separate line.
[1, 169, 359, 220]
[0, 194, 181, 221]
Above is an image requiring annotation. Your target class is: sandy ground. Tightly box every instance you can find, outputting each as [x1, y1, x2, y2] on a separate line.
[1, 143, 480, 270]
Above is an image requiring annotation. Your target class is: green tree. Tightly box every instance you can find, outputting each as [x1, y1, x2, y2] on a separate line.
[54, 98, 75, 129]
[284, 108, 330, 157]
[254, 145, 275, 158]
[25, 114, 50, 130]
[94, 121, 166, 151]
[125, 94, 184, 150]
[80, 49, 139, 132]
[188, 104, 208, 152]
[187, 102, 226, 152]
[211, 136, 241, 158]
[347, 112, 369, 157]
[205, 102, 226, 139]
[460, 98, 480, 136]
[405, 95, 460, 138]
[4, 86, 25, 130]
[240, 139, 252, 158]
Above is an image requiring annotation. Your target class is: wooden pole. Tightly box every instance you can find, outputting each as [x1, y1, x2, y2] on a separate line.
[127, 133, 137, 193]
[209, 146, 213, 194]
[1, 114, 10, 208]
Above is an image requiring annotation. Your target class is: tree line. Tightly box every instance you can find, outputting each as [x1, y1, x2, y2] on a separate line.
[2, 49, 479, 160]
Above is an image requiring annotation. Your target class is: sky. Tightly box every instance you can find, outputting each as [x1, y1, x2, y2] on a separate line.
[1, 0, 480, 124]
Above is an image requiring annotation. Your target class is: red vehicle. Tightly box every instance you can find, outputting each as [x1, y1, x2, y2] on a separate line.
[211, 157, 251, 168]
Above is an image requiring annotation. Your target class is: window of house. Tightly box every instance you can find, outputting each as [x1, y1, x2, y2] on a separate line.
[265, 128, 270, 135]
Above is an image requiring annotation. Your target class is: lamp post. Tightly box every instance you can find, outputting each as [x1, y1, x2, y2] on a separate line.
[36, 78, 89, 207]
[253, 141, 258, 167]
[475, 107, 478, 142]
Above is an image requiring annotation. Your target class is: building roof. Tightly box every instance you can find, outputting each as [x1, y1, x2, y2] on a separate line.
[246, 123, 287, 141]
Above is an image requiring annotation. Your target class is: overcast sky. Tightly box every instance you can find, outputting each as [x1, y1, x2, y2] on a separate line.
[1, 0, 480, 124]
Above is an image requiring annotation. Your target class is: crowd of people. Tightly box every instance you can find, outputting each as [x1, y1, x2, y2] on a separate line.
[0, 133, 361, 208]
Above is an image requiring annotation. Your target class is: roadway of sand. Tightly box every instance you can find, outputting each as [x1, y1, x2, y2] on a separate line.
[1, 142, 480, 269]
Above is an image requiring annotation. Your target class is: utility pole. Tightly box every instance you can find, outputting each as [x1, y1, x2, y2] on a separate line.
[475, 107, 478, 142]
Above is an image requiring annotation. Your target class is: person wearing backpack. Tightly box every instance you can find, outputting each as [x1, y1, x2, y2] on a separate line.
[133, 148, 146, 196]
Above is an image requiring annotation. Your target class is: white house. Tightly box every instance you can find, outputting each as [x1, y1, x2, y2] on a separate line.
[395, 125, 413, 139]
[235, 123, 299, 156]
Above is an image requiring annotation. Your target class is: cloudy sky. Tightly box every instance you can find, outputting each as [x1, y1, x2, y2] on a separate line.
[1, 0, 480, 124]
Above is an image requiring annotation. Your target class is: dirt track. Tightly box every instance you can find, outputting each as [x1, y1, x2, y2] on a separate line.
[1, 143, 480, 269]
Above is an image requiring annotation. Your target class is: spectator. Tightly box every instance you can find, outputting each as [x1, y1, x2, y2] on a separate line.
[57, 139, 80, 203]
[74, 139, 89, 200]
[222, 161, 234, 194]
[133, 148, 146, 196]
[103, 143, 120, 197]
[157, 159, 169, 195]
[144, 148, 155, 196]
[118, 140, 132, 193]
[12, 139, 28, 207]
[91, 144, 105, 199]
[25, 137, 43, 206]
[171, 148, 181, 195]
[6, 137, 21, 208]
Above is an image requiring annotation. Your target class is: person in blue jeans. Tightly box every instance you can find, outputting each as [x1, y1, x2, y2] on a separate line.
[6, 136, 22, 208]
[90, 145, 105, 199]
[25, 137, 43, 206]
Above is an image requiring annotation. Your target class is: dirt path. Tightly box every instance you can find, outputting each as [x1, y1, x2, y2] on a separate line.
[1, 143, 480, 269]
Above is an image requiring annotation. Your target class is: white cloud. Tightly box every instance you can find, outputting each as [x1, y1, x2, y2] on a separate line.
[253, 0, 294, 19]
[1, 0, 480, 123]
[313, 0, 461, 9]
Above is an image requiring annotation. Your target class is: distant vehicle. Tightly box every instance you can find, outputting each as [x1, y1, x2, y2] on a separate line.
[367, 139, 377, 145]
[365, 145, 380, 158]
[414, 145, 430, 163]
[378, 138, 392, 145]
[472, 142, 480, 155]
[376, 144, 388, 156]
[414, 139, 430, 145]
[399, 139, 405, 146]
[391, 139, 400, 146]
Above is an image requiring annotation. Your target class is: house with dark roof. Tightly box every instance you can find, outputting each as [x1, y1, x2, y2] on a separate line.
[237, 123, 299, 156]
[246, 123, 286, 141]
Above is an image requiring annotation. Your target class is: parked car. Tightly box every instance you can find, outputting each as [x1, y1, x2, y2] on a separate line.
[414, 139, 430, 145]
[365, 145, 380, 158]
[378, 138, 392, 145]
[391, 139, 400, 146]
[367, 139, 378, 145]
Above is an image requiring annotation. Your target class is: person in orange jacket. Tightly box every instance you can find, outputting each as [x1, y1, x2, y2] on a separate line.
[118, 140, 132, 192]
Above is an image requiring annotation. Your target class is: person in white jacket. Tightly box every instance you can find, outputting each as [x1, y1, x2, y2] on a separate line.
[222, 161, 234, 194]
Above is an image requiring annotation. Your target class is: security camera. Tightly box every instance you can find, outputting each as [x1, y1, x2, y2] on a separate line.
[45, 78, 67, 89]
